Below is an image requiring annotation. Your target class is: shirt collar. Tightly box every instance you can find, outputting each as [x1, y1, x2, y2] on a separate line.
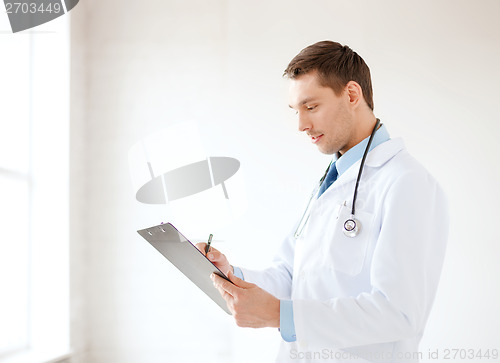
[335, 123, 391, 177]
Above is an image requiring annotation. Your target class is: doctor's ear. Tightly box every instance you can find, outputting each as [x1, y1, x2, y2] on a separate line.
[345, 81, 364, 109]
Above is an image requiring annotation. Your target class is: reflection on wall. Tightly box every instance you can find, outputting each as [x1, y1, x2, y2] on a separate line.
[129, 121, 247, 237]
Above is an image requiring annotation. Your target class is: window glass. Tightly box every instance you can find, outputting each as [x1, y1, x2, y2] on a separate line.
[0, 176, 30, 353]
[0, 15, 30, 174]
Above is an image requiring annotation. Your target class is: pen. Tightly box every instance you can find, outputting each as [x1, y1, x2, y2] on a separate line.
[205, 234, 213, 255]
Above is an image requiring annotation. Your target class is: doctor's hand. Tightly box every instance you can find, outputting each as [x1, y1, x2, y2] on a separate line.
[211, 270, 280, 328]
[195, 243, 233, 277]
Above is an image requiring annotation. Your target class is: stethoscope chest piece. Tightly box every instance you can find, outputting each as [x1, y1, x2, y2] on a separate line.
[343, 216, 361, 238]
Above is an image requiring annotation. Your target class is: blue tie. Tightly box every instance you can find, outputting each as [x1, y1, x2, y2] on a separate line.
[317, 162, 338, 198]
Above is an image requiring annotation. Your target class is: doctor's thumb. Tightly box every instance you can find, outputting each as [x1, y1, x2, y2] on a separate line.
[228, 270, 254, 289]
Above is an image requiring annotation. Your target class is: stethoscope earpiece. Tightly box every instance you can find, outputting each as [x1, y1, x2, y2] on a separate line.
[343, 217, 361, 238]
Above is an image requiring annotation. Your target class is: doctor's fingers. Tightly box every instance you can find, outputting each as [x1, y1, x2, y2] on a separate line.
[211, 273, 241, 297]
[195, 243, 217, 255]
[206, 249, 230, 266]
[214, 282, 234, 305]
[194, 242, 226, 260]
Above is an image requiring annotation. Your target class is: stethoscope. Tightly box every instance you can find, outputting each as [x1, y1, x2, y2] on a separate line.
[294, 118, 381, 239]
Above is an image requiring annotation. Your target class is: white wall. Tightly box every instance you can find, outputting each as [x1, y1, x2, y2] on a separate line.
[70, 1, 500, 362]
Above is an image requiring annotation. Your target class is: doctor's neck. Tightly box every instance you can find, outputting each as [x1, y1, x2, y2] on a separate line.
[340, 112, 379, 155]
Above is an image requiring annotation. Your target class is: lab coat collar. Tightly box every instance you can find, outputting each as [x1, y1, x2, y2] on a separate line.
[324, 138, 406, 193]
[364, 137, 405, 167]
[335, 124, 391, 177]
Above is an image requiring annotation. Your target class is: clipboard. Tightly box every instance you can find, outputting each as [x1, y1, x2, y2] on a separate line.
[137, 222, 232, 315]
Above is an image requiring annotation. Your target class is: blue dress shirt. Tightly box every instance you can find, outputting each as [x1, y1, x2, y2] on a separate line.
[233, 266, 244, 280]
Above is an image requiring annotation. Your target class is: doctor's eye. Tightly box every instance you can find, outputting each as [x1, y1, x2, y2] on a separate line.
[306, 105, 317, 111]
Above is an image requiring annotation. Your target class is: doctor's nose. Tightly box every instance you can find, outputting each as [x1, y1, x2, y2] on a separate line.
[297, 112, 312, 133]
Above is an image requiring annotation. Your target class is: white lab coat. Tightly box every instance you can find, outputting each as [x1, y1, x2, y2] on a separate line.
[240, 138, 449, 363]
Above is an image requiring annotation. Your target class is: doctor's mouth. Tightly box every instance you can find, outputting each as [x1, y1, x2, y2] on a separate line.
[311, 134, 324, 144]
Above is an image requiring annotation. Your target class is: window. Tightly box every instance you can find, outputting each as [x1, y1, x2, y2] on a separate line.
[0, 20, 31, 356]
[0, 13, 70, 363]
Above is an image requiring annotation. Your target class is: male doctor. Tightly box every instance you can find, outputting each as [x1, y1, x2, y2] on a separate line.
[197, 41, 449, 362]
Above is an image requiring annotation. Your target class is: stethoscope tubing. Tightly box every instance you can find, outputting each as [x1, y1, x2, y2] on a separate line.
[351, 118, 381, 216]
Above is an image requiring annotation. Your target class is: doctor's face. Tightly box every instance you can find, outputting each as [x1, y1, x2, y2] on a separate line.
[288, 71, 353, 155]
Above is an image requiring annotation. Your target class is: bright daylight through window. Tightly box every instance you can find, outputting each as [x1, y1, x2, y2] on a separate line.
[0, 12, 70, 363]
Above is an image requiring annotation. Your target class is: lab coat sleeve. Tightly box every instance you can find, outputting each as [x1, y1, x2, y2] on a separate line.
[238, 230, 296, 300]
[293, 170, 449, 349]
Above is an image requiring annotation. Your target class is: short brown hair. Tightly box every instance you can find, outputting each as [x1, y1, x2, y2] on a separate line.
[284, 41, 374, 110]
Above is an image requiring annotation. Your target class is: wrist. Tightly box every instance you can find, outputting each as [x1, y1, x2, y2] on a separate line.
[272, 297, 280, 328]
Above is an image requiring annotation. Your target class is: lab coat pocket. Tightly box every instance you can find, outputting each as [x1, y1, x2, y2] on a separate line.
[328, 204, 374, 276]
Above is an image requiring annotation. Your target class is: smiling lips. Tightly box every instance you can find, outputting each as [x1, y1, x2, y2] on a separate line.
[311, 134, 324, 144]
